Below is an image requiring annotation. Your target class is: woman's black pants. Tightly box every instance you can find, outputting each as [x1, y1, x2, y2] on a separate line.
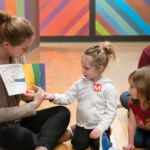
[0, 106, 70, 150]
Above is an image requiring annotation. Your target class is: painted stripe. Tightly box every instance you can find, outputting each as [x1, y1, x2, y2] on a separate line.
[96, 1, 128, 35]
[143, 0, 150, 7]
[39, 64, 46, 91]
[83, 30, 89, 36]
[76, 21, 89, 36]
[32, 64, 41, 89]
[133, 0, 150, 18]
[45, 0, 88, 36]
[5, 0, 16, 15]
[97, 0, 137, 35]
[40, 0, 53, 13]
[96, 12, 119, 35]
[65, 11, 89, 36]
[124, 0, 150, 26]
[105, 0, 146, 35]
[40, 0, 70, 32]
[96, 31, 101, 36]
[57, 1, 89, 36]
[16, 0, 25, 17]
[0, 0, 5, 11]
[22, 64, 35, 91]
[114, 0, 150, 35]
[40, 0, 62, 23]
[25, 0, 30, 22]
[96, 20, 110, 36]
[39, 0, 45, 5]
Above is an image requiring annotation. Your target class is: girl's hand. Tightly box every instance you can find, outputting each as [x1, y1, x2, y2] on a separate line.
[89, 128, 101, 139]
[123, 144, 135, 150]
[45, 93, 55, 100]
[33, 86, 45, 109]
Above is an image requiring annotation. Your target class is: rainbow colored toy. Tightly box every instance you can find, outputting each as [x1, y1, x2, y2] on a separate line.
[22, 64, 46, 92]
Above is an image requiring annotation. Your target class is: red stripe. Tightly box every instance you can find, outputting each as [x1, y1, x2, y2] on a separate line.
[96, 12, 119, 35]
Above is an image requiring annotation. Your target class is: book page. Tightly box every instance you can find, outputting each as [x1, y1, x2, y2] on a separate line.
[0, 64, 27, 96]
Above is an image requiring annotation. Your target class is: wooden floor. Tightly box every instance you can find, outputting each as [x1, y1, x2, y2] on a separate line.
[24, 42, 149, 150]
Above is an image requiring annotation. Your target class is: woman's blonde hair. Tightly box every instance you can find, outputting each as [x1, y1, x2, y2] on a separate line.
[129, 67, 150, 105]
[0, 11, 34, 46]
[84, 41, 116, 71]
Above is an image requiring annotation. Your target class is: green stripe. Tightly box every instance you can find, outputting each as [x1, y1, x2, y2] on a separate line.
[96, 20, 110, 36]
[97, 0, 138, 35]
[16, 0, 25, 17]
[32, 64, 41, 92]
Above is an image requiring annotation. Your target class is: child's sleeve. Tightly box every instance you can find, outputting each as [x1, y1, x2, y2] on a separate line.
[96, 88, 117, 132]
[128, 102, 136, 115]
[51, 81, 78, 105]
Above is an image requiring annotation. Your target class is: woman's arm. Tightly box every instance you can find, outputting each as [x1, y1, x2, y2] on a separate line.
[0, 86, 45, 124]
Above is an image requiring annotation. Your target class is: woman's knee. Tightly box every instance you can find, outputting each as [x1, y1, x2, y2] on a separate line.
[71, 137, 89, 150]
[57, 106, 71, 120]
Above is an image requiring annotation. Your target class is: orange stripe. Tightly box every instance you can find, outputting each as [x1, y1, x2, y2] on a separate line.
[65, 11, 89, 36]
[47, 0, 89, 36]
[132, 0, 150, 18]
[5, 0, 16, 15]
[40, 0, 62, 23]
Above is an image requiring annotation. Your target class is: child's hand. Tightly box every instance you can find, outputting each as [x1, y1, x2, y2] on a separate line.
[89, 128, 101, 139]
[45, 93, 55, 100]
[123, 144, 135, 150]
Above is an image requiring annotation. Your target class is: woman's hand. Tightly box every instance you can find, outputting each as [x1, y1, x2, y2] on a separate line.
[45, 93, 55, 100]
[89, 128, 101, 139]
[33, 86, 45, 109]
[22, 89, 35, 102]
[123, 144, 135, 150]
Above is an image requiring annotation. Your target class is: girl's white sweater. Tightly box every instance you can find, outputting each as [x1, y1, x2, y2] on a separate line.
[52, 77, 117, 132]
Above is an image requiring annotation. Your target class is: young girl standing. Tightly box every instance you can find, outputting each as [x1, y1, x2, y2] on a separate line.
[123, 67, 150, 150]
[45, 42, 122, 150]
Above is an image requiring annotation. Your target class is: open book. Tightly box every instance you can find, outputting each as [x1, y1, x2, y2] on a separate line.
[0, 63, 46, 96]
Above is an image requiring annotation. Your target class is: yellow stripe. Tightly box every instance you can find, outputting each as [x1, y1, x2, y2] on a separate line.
[22, 64, 35, 90]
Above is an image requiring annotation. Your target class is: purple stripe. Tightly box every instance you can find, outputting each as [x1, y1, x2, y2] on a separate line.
[25, 0, 31, 22]
[76, 21, 89, 36]
[39, 64, 46, 91]
[0, 0, 5, 10]
[96, 31, 101, 36]
[57, 2, 89, 36]
[143, 0, 150, 7]
[40, 0, 53, 13]
[40, 0, 70, 32]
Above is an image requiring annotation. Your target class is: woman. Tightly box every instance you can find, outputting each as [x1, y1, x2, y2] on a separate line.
[0, 10, 71, 150]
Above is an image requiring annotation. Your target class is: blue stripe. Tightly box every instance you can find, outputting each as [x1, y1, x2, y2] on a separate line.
[114, 0, 150, 35]
[96, 1, 128, 35]
[39, 64, 46, 91]
[105, 0, 146, 35]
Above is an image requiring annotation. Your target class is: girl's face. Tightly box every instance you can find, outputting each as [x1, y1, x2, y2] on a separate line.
[128, 78, 138, 99]
[6, 36, 34, 58]
[81, 55, 102, 82]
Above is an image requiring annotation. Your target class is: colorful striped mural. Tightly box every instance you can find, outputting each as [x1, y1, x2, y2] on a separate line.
[0, 0, 40, 51]
[95, 0, 150, 36]
[23, 64, 46, 92]
[39, 0, 89, 36]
